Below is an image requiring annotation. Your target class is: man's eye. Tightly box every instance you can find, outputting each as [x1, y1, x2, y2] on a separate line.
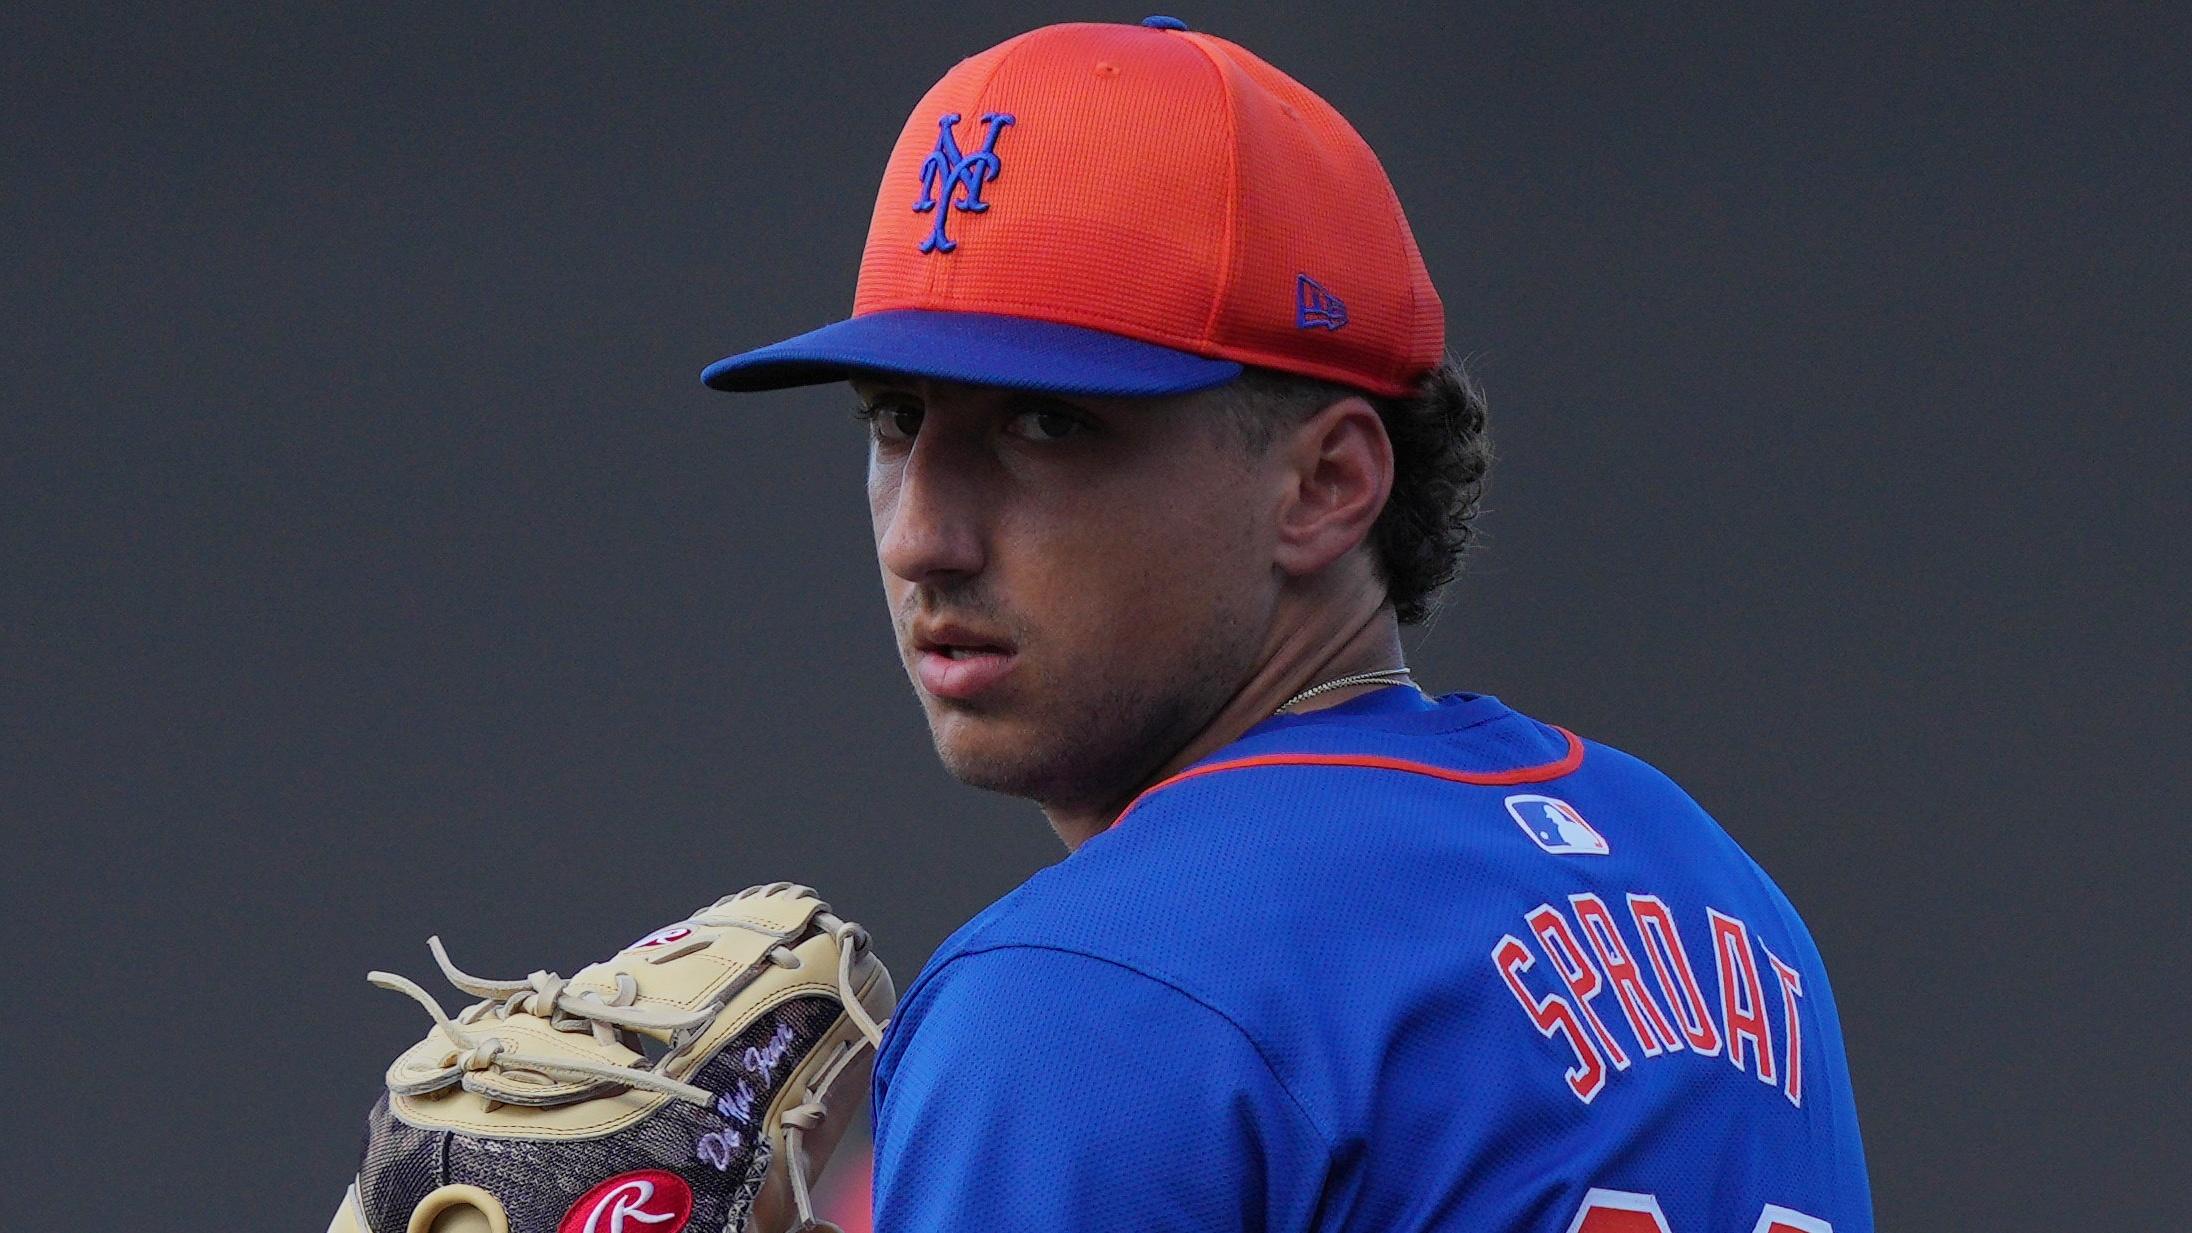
[855, 401, 923, 443]
[1006, 407, 1085, 442]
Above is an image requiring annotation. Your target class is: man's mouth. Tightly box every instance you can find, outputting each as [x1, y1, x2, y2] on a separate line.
[910, 621, 1020, 700]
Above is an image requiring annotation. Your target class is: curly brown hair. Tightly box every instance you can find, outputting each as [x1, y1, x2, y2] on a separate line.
[1214, 355, 1492, 625]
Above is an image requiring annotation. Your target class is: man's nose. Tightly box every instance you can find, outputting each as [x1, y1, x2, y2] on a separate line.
[875, 434, 987, 585]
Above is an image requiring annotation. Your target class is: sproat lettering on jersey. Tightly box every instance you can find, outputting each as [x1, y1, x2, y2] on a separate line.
[1493, 893, 1806, 1107]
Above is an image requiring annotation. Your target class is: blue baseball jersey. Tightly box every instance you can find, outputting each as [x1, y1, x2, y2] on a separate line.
[871, 688, 1871, 1232]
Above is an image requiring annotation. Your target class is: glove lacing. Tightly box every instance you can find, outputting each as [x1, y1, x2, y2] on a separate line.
[369, 884, 889, 1233]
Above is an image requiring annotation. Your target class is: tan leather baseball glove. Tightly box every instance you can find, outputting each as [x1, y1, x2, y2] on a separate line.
[326, 883, 893, 1233]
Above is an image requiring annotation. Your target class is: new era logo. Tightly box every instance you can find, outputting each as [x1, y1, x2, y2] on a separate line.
[1296, 274, 1348, 329]
[1504, 794, 1610, 856]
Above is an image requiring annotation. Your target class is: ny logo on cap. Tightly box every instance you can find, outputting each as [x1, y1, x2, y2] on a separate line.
[913, 112, 1015, 253]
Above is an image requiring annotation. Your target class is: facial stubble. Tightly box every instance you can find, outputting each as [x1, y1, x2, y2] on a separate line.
[923, 591, 1265, 818]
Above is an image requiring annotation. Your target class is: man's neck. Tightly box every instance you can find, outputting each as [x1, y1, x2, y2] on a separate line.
[1043, 591, 1408, 850]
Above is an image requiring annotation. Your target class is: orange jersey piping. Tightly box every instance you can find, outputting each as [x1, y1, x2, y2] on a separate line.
[1109, 726, 1586, 831]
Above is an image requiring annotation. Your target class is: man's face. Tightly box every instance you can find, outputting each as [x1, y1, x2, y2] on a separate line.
[856, 376, 1281, 813]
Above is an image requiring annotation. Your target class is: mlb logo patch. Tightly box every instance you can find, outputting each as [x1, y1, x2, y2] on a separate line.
[1505, 794, 1610, 856]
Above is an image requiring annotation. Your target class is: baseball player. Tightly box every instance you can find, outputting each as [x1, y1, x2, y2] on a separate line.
[705, 17, 1872, 1233]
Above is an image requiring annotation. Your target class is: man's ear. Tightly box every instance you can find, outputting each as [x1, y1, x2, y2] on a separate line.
[1271, 395, 1393, 578]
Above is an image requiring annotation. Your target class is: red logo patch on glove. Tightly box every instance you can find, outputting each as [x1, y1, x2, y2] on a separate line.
[558, 1171, 693, 1233]
[627, 925, 693, 950]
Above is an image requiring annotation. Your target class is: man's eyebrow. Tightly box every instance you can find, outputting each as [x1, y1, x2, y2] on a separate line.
[997, 391, 1095, 417]
[851, 379, 919, 403]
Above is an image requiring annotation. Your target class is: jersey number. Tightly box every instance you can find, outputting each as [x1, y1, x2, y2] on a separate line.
[1566, 1188, 1830, 1233]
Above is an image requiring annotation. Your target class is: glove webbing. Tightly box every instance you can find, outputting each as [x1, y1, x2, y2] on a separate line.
[370, 904, 889, 1232]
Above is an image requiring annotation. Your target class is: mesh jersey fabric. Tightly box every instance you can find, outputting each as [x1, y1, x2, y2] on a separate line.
[869, 687, 1871, 1232]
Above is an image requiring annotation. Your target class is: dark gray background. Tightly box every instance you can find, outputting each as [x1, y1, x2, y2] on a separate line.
[5, 2, 2185, 1229]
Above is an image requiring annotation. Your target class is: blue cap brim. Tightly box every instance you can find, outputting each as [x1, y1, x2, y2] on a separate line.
[701, 309, 1243, 396]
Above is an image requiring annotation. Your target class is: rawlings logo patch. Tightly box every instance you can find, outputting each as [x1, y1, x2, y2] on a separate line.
[559, 1172, 692, 1233]
[627, 924, 693, 950]
[912, 111, 1014, 253]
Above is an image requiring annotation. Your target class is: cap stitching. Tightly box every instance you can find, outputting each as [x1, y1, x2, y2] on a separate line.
[1175, 33, 1242, 349]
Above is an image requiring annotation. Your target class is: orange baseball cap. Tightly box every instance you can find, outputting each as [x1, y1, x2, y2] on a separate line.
[703, 16, 1443, 398]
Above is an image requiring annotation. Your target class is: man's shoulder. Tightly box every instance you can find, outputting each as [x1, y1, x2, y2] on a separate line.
[885, 695, 1826, 1146]
[949, 696, 1738, 944]
[875, 884, 1308, 1133]
[1112, 693, 1714, 846]
[914, 697, 1733, 1011]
